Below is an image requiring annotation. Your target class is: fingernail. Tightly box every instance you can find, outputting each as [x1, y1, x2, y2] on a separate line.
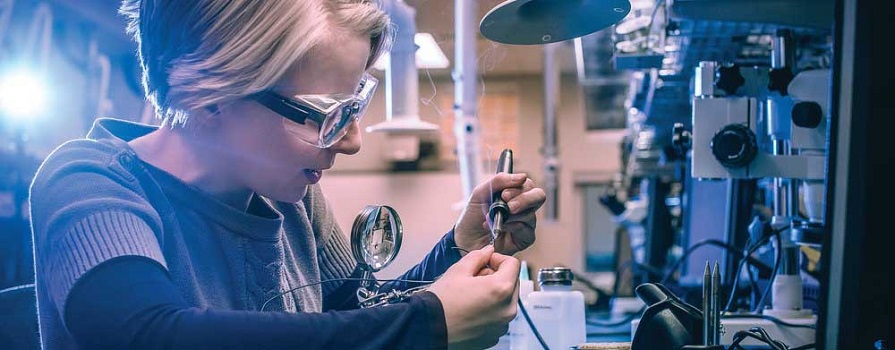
[512, 173, 526, 180]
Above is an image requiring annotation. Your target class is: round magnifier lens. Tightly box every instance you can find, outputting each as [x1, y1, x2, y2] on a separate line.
[351, 205, 403, 272]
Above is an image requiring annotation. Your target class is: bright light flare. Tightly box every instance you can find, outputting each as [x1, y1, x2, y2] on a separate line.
[0, 69, 48, 121]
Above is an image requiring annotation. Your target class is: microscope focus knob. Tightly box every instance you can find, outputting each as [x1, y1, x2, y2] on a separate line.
[768, 67, 795, 95]
[710, 124, 757, 168]
[715, 64, 745, 95]
[672, 122, 692, 149]
[792, 101, 824, 128]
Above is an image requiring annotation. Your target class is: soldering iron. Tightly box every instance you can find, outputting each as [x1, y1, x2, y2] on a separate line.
[488, 149, 514, 244]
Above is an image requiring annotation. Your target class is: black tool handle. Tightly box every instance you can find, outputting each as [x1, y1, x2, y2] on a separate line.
[488, 149, 513, 223]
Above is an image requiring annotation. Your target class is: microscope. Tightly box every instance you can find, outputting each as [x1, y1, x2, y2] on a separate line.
[684, 29, 826, 346]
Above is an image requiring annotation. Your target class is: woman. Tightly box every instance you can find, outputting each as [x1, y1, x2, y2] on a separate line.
[28, 0, 546, 349]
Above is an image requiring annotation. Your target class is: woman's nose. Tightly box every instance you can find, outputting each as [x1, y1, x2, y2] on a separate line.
[330, 121, 361, 155]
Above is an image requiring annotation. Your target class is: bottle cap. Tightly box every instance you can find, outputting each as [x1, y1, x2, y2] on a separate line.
[538, 267, 574, 286]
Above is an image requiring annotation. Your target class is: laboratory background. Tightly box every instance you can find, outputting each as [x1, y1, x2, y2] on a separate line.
[0, 0, 891, 349]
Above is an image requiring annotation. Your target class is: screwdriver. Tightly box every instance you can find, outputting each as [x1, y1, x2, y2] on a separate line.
[488, 149, 513, 245]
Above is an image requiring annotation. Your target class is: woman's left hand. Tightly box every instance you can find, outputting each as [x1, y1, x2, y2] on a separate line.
[454, 173, 547, 256]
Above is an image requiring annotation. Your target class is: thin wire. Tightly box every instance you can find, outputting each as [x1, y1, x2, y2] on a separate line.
[260, 277, 435, 312]
[517, 298, 550, 350]
[420, 67, 444, 116]
[451, 246, 470, 254]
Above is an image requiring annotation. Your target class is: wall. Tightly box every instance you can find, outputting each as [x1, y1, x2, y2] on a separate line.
[321, 57, 626, 287]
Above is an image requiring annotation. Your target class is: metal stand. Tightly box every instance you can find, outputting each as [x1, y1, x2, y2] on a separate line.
[642, 178, 673, 284]
[723, 179, 756, 288]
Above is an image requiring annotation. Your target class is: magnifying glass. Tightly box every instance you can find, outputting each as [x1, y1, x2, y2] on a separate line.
[351, 205, 403, 287]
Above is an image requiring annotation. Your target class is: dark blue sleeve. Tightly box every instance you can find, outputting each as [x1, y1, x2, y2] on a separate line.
[65, 256, 447, 349]
[379, 229, 463, 292]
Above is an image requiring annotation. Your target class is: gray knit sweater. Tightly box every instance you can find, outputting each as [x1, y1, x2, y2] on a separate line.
[29, 118, 358, 348]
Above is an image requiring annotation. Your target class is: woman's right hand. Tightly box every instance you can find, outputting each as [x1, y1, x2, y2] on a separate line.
[427, 245, 521, 348]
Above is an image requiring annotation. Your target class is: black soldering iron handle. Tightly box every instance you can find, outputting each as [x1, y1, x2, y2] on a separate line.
[488, 149, 514, 242]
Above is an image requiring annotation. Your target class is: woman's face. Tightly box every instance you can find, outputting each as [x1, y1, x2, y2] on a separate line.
[215, 31, 372, 203]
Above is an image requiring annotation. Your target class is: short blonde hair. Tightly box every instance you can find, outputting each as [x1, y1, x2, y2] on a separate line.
[120, 0, 392, 126]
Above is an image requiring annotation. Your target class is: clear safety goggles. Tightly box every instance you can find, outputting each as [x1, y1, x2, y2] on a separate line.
[253, 73, 378, 148]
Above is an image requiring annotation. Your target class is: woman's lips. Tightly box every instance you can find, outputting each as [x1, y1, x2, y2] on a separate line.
[303, 169, 322, 184]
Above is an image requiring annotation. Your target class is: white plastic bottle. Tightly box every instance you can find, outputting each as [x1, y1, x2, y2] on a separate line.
[522, 267, 586, 350]
[492, 261, 535, 350]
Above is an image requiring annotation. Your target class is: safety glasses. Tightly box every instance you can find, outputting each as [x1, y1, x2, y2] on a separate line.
[253, 73, 378, 148]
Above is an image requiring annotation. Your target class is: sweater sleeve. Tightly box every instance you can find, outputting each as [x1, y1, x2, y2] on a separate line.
[29, 143, 167, 315]
[380, 229, 463, 292]
[66, 256, 447, 349]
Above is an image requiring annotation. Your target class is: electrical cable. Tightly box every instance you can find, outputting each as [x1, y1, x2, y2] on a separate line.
[728, 327, 788, 350]
[586, 235, 774, 330]
[660, 239, 774, 285]
[724, 227, 787, 312]
[260, 277, 435, 312]
[754, 231, 784, 312]
[517, 298, 550, 350]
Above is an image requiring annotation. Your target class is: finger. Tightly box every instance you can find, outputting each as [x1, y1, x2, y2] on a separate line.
[476, 267, 496, 276]
[490, 253, 521, 279]
[471, 173, 528, 203]
[508, 187, 546, 214]
[502, 179, 537, 203]
[453, 245, 495, 274]
[520, 178, 535, 191]
[501, 188, 522, 201]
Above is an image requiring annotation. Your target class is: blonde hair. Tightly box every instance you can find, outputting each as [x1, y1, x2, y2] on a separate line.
[120, 0, 392, 126]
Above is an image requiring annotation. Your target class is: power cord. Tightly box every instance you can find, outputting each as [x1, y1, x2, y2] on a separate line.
[724, 227, 788, 312]
[729, 327, 788, 350]
[587, 237, 773, 329]
[753, 231, 783, 312]
[728, 326, 814, 350]
[660, 239, 774, 286]
[517, 298, 550, 350]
